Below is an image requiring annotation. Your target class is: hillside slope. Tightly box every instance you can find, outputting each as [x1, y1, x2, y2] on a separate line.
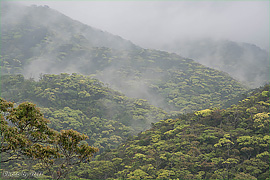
[1, 2, 139, 75]
[1, 74, 166, 152]
[75, 84, 269, 180]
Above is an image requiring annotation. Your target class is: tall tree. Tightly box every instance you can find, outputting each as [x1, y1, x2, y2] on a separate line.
[0, 98, 98, 179]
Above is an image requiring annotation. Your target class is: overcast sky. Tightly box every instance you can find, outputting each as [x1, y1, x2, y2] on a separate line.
[19, 1, 269, 51]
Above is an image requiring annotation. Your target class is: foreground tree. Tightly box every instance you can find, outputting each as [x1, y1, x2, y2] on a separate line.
[0, 98, 98, 179]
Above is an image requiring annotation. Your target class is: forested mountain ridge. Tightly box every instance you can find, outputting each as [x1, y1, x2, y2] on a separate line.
[1, 2, 138, 51]
[72, 84, 269, 180]
[2, 2, 247, 113]
[1, 1, 138, 76]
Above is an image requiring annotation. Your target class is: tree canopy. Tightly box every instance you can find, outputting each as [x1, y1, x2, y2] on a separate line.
[0, 98, 98, 179]
[72, 85, 269, 180]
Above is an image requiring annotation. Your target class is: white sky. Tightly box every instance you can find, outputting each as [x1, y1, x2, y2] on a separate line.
[18, 1, 269, 51]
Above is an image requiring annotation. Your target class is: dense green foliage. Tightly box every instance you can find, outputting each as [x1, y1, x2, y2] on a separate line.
[0, 98, 99, 179]
[93, 48, 246, 112]
[71, 85, 269, 179]
[1, 73, 166, 152]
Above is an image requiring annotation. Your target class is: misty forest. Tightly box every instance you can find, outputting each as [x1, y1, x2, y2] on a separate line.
[1, 2, 269, 180]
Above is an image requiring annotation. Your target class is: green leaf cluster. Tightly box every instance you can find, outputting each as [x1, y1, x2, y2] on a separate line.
[0, 98, 99, 179]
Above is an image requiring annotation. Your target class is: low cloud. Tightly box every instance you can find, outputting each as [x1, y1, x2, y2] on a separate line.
[19, 1, 269, 51]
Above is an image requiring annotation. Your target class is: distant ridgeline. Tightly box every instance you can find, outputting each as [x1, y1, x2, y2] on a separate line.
[155, 38, 269, 88]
